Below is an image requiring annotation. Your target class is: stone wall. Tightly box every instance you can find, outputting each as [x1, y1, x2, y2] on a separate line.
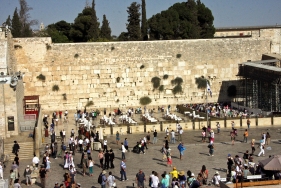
[13, 37, 271, 111]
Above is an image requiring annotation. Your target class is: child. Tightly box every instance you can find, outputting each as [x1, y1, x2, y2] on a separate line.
[202, 131, 206, 142]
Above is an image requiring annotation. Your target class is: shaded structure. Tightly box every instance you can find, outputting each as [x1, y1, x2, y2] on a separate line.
[237, 54, 281, 112]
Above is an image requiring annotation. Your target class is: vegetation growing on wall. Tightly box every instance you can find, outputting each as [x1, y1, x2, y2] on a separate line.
[62, 93, 67, 100]
[159, 85, 164, 92]
[52, 84, 59, 91]
[36, 74, 46, 81]
[172, 85, 183, 95]
[195, 76, 209, 89]
[14, 44, 22, 49]
[176, 54, 182, 58]
[85, 101, 94, 107]
[74, 53, 79, 58]
[140, 65, 145, 69]
[46, 44, 51, 50]
[171, 77, 183, 86]
[171, 77, 184, 95]
[140, 96, 152, 105]
[151, 76, 161, 89]
[116, 77, 120, 83]
[163, 74, 169, 79]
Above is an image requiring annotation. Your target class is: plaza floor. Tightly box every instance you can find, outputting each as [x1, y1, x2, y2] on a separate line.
[4, 111, 281, 188]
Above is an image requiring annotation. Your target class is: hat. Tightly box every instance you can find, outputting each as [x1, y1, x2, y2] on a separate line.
[179, 171, 185, 176]
[215, 171, 219, 175]
[27, 165, 30, 168]
[55, 182, 58, 185]
[191, 173, 195, 177]
[102, 170, 106, 175]
[168, 148, 171, 151]
[77, 183, 81, 187]
[211, 130, 214, 132]
[173, 167, 177, 170]
[228, 154, 231, 157]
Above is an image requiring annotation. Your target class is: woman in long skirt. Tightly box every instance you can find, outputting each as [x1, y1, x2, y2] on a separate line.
[88, 157, 94, 176]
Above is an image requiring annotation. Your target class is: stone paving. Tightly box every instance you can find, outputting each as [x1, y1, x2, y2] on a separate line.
[4, 111, 281, 188]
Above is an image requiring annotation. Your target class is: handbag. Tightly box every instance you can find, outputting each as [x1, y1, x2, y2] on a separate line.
[112, 182, 116, 187]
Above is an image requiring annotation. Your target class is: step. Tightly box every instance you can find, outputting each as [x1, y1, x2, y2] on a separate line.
[4, 141, 34, 160]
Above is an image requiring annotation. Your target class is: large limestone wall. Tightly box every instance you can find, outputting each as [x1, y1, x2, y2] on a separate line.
[13, 37, 270, 111]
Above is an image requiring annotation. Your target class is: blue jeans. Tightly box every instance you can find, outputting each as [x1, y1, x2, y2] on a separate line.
[171, 137, 175, 144]
[121, 169, 127, 180]
[153, 137, 157, 144]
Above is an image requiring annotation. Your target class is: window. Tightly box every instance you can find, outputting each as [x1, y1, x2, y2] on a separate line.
[8, 116, 15, 131]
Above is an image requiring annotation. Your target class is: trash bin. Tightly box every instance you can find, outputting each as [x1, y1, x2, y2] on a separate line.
[94, 142, 101, 151]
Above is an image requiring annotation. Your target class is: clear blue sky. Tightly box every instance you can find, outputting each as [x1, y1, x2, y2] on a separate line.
[1, 0, 281, 36]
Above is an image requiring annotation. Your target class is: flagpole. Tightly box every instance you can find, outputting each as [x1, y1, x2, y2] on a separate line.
[206, 81, 208, 127]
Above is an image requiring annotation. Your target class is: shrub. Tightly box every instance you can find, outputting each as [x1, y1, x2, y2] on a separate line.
[36, 74, 46, 81]
[139, 96, 152, 106]
[46, 44, 51, 50]
[14, 44, 22, 49]
[85, 101, 94, 107]
[116, 99, 119, 103]
[74, 53, 79, 58]
[159, 85, 164, 92]
[116, 77, 120, 83]
[151, 76, 161, 89]
[195, 76, 209, 89]
[140, 65, 145, 69]
[176, 54, 181, 58]
[163, 74, 169, 79]
[52, 85, 59, 91]
[111, 46, 115, 51]
[62, 93, 67, 100]
[227, 85, 237, 97]
[172, 85, 183, 95]
[171, 77, 183, 86]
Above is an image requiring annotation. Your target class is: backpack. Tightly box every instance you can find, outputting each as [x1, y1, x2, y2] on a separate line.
[190, 179, 200, 188]
[62, 145, 66, 151]
[98, 173, 103, 184]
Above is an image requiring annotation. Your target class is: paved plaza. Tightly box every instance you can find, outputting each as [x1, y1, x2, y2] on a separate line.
[3, 111, 281, 188]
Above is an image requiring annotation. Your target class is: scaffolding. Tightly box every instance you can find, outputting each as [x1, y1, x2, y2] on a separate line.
[237, 59, 281, 112]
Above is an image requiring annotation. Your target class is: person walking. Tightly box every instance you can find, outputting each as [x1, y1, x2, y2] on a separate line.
[230, 131, 235, 145]
[116, 131, 120, 145]
[135, 169, 146, 188]
[98, 150, 104, 169]
[120, 159, 128, 181]
[121, 142, 127, 159]
[23, 165, 32, 186]
[100, 170, 107, 188]
[171, 130, 176, 144]
[146, 132, 151, 145]
[266, 132, 271, 145]
[12, 141, 20, 155]
[153, 130, 158, 144]
[124, 138, 129, 151]
[258, 138, 265, 157]
[177, 142, 186, 160]
[104, 150, 110, 170]
[107, 171, 116, 188]
[208, 143, 215, 156]
[88, 157, 94, 176]
[109, 149, 115, 169]
[82, 155, 88, 176]
[243, 129, 249, 143]
[178, 128, 183, 142]
[216, 122, 220, 134]
[200, 165, 209, 185]
[103, 139, 108, 152]
[251, 139, 256, 154]
[39, 165, 47, 188]
[247, 119, 251, 129]
[165, 128, 170, 142]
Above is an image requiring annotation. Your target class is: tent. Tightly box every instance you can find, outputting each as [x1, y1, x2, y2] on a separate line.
[259, 155, 281, 171]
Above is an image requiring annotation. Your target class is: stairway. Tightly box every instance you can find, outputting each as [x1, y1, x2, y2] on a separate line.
[4, 141, 34, 161]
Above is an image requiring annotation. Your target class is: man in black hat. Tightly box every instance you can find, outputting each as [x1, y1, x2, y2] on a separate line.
[12, 141, 20, 155]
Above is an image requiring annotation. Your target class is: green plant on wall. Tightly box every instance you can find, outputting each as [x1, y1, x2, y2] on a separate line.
[195, 76, 209, 89]
[151, 76, 161, 89]
[85, 101, 94, 107]
[116, 77, 120, 83]
[176, 54, 181, 58]
[74, 53, 79, 58]
[172, 85, 183, 95]
[163, 74, 169, 79]
[52, 84, 59, 91]
[36, 74, 46, 81]
[62, 93, 67, 100]
[159, 85, 164, 92]
[111, 46, 115, 51]
[139, 96, 152, 105]
[171, 77, 183, 86]
[140, 65, 145, 69]
[46, 44, 51, 50]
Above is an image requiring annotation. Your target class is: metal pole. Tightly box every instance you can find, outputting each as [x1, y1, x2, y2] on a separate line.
[206, 81, 209, 127]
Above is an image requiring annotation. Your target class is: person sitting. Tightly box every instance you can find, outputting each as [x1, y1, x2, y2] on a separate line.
[212, 171, 220, 187]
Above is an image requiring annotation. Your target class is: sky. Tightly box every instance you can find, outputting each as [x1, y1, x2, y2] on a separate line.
[0, 0, 281, 36]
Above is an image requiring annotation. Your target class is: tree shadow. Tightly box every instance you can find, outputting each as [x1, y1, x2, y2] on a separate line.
[199, 152, 209, 156]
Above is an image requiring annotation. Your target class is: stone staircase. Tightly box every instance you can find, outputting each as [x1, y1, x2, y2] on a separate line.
[4, 141, 34, 161]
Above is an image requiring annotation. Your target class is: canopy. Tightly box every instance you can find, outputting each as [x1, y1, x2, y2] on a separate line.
[259, 155, 281, 171]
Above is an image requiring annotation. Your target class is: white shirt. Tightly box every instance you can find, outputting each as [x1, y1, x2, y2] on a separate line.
[151, 175, 159, 187]
[85, 138, 90, 144]
[179, 129, 183, 135]
[166, 129, 169, 135]
[121, 145, 126, 152]
[171, 131, 175, 138]
[78, 139, 83, 144]
[104, 140, 107, 146]
[213, 175, 221, 185]
[62, 131, 66, 136]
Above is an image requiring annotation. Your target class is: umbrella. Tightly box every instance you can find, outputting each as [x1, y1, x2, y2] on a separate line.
[259, 155, 281, 171]
[99, 126, 103, 140]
